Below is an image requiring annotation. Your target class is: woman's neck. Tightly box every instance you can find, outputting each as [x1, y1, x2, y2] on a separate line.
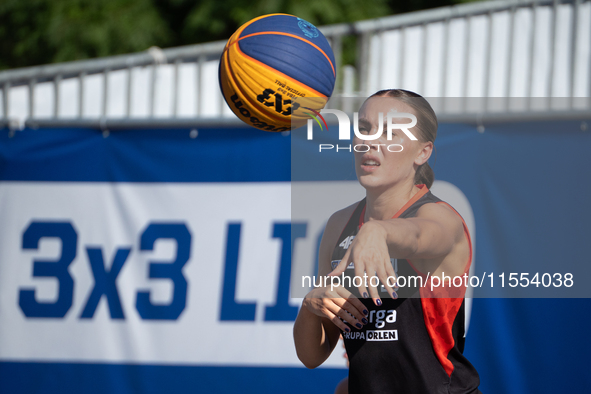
[364, 178, 419, 221]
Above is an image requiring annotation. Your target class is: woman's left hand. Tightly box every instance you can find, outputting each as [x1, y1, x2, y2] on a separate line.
[328, 220, 398, 305]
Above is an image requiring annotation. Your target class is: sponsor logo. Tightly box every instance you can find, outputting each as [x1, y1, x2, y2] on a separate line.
[343, 309, 398, 341]
[297, 18, 320, 38]
[330, 260, 354, 271]
[339, 235, 355, 249]
[342, 330, 398, 341]
[366, 329, 398, 341]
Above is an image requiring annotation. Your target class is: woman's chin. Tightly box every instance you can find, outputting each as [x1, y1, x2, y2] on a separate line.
[357, 174, 386, 190]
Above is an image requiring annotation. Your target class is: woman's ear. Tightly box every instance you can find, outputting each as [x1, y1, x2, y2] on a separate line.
[415, 141, 433, 166]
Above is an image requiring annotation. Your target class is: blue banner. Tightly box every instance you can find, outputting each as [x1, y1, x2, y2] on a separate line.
[0, 121, 590, 393]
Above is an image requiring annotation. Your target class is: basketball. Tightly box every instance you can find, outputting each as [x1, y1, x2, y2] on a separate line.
[219, 14, 336, 132]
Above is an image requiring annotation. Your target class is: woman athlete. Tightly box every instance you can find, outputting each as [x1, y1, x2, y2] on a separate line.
[293, 89, 482, 393]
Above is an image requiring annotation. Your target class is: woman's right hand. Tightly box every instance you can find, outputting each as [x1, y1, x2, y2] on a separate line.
[302, 286, 369, 333]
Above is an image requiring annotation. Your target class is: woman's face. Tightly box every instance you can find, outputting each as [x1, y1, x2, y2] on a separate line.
[353, 97, 432, 191]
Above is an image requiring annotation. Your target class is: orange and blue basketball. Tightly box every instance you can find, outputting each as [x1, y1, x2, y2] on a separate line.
[219, 14, 336, 132]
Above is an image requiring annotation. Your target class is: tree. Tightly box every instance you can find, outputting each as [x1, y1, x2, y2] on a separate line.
[0, 0, 170, 70]
[0, 0, 480, 70]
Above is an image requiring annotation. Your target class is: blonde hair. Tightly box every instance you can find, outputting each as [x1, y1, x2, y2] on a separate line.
[369, 89, 437, 188]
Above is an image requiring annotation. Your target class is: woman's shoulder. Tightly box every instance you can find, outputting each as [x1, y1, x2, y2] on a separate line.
[416, 196, 462, 222]
[415, 199, 467, 244]
[325, 200, 362, 235]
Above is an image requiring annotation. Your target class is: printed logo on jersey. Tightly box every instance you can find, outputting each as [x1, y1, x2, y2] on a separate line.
[343, 309, 398, 341]
[339, 235, 355, 249]
[331, 260, 354, 270]
[366, 330, 398, 341]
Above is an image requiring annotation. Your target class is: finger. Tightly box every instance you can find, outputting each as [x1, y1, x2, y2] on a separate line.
[324, 308, 352, 333]
[331, 290, 366, 323]
[367, 270, 382, 306]
[335, 286, 369, 317]
[326, 299, 363, 329]
[328, 246, 351, 277]
[338, 298, 369, 325]
[325, 289, 362, 323]
[377, 264, 396, 300]
[353, 257, 369, 299]
[384, 258, 399, 298]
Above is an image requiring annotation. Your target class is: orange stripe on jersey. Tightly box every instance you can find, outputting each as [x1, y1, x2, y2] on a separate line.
[358, 184, 429, 228]
[393, 184, 429, 218]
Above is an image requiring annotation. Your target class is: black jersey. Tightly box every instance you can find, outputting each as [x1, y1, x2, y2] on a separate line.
[331, 185, 481, 394]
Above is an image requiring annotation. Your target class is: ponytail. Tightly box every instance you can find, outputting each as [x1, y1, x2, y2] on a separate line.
[414, 162, 434, 189]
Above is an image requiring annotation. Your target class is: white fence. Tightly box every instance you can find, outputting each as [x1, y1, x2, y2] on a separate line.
[1, 0, 590, 128]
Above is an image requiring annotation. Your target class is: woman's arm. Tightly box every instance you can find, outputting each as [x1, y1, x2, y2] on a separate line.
[293, 204, 367, 369]
[375, 202, 465, 260]
[330, 202, 468, 302]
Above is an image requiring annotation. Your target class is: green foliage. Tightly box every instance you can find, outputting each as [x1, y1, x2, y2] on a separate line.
[0, 0, 483, 70]
[0, 0, 170, 70]
[47, 0, 171, 62]
[156, 0, 391, 46]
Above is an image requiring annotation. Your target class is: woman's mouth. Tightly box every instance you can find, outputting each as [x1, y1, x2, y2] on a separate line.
[362, 159, 380, 167]
[360, 157, 381, 171]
